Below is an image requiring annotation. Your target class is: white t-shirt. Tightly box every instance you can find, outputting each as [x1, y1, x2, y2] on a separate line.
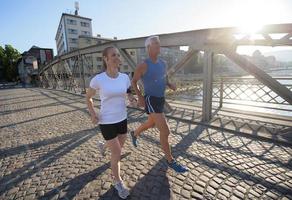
[89, 72, 131, 124]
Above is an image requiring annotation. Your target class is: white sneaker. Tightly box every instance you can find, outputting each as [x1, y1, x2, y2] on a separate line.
[114, 181, 129, 199]
[97, 141, 106, 156]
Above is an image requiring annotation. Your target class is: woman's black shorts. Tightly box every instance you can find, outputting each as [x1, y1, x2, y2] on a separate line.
[99, 119, 127, 141]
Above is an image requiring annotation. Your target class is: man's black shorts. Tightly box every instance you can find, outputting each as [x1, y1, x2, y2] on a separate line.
[144, 95, 165, 114]
[99, 119, 127, 141]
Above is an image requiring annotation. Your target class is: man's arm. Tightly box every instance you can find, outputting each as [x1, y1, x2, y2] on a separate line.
[166, 75, 176, 91]
[131, 62, 147, 107]
[164, 60, 177, 91]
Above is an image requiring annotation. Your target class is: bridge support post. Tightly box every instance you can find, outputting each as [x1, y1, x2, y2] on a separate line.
[202, 51, 214, 122]
[219, 77, 224, 108]
[80, 55, 86, 94]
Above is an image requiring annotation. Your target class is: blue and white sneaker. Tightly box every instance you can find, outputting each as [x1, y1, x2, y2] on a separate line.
[130, 131, 138, 147]
[167, 160, 189, 173]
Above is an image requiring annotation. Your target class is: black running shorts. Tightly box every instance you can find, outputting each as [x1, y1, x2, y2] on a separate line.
[144, 95, 165, 114]
[99, 119, 127, 141]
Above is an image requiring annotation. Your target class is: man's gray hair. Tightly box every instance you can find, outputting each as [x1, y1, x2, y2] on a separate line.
[145, 35, 160, 49]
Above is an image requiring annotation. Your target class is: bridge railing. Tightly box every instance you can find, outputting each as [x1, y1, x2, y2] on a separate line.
[166, 76, 292, 116]
[39, 23, 292, 121]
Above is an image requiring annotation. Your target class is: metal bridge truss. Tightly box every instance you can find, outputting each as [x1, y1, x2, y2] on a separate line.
[39, 24, 292, 122]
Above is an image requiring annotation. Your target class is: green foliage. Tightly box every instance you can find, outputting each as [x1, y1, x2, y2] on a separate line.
[0, 45, 21, 81]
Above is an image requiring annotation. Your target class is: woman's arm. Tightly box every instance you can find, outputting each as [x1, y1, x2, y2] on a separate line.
[86, 87, 98, 124]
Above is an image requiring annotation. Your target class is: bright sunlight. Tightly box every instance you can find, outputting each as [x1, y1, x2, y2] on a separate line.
[233, 0, 281, 34]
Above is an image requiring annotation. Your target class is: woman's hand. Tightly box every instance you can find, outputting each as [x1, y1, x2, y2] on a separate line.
[90, 112, 99, 125]
[128, 95, 137, 107]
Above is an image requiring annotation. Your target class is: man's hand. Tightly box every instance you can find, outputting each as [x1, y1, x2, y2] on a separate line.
[168, 83, 177, 91]
[137, 97, 145, 108]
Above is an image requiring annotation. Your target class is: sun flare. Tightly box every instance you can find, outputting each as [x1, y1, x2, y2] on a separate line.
[233, 0, 280, 34]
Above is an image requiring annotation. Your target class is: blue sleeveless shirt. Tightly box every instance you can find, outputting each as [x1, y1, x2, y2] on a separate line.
[141, 58, 166, 97]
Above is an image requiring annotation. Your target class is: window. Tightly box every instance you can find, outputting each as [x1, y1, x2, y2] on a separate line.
[70, 47, 77, 51]
[82, 31, 90, 35]
[86, 39, 91, 44]
[68, 29, 78, 34]
[80, 22, 90, 27]
[67, 19, 77, 25]
[69, 38, 78, 43]
[96, 57, 102, 62]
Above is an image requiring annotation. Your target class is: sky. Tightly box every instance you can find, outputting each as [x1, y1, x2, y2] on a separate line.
[1, 0, 292, 56]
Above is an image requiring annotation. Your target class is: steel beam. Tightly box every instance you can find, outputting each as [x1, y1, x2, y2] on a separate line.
[118, 48, 136, 71]
[167, 49, 198, 77]
[40, 23, 292, 75]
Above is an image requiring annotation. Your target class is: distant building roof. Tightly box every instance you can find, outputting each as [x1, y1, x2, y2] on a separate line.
[62, 13, 92, 21]
[22, 46, 54, 56]
[31, 45, 40, 49]
[78, 35, 114, 41]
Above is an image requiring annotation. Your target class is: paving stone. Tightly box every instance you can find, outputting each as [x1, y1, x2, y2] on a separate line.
[7, 187, 19, 195]
[218, 188, 230, 198]
[191, 191, 203, 199]
[193, 184, 204, 194]
[209, 180, 220, 189]
[230, 195, 241, 200]
[206, 186, 217, 196]
[217, 193, 228, 200]
[182, 184, 192, 191]
[248, 189, 260, 198]
[180, 189, 191, 198]
[233, 189, 245, 199]
[265, 191, 280, 199]
[24, 194, 35, 200]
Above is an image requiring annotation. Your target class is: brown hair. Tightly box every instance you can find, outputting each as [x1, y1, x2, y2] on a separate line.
[102, 46, 115, 71]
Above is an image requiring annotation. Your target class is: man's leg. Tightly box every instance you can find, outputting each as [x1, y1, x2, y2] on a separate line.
[134, 115, 155, 137]
[130, 115, 155, 147]
[150, 113, 189, 173]
[149, 113, 173, 162]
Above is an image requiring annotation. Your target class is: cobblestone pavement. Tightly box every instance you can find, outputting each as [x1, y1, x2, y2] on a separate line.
[0, 88, 291, 200]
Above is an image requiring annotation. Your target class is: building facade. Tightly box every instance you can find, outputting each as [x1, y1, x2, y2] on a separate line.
[55, 13, 92, 55]
[18, 46, 53, 86]
[55, 12, 136, 76]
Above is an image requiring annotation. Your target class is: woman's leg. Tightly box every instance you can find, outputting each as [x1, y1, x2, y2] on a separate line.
[117, 133, 127, 149]
[106, 137, 122, 183]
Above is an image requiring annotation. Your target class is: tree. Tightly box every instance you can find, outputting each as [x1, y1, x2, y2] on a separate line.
[0, 45, 21, 81]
